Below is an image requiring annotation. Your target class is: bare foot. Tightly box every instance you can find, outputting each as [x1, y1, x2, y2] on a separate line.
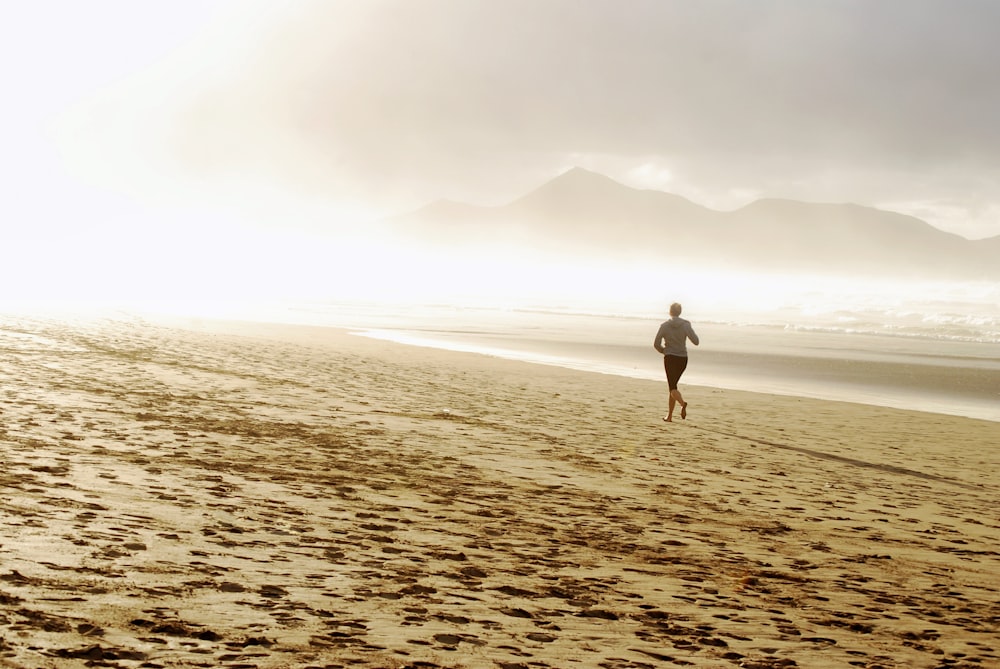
[680, 403, 688, 419]
[662, 415, 672, 422]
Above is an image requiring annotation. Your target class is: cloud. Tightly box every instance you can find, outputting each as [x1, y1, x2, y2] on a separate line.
[52, 0, 1000, 237]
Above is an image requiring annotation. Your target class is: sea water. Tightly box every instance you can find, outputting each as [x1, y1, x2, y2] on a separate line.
[263, 278, 1000, 423]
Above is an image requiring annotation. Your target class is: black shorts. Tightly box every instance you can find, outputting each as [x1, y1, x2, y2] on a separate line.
[663, 355, 688, 390]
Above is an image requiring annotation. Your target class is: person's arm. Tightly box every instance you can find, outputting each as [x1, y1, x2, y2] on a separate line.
[653, 325, 665, 354]
[687, 323, 699, 346]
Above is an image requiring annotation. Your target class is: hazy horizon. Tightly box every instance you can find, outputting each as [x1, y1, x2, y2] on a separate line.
[3, 1, 1000, 313]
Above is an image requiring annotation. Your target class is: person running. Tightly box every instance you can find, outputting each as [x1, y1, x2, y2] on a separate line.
[653, 302, 699, 422]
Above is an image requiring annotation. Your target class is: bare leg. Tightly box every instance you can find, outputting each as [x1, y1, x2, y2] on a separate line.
[670, 389, 688, 419]
[664, 393, 676, 422]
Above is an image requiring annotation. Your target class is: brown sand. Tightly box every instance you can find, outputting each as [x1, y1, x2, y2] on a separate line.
[1, 314, 998, 669]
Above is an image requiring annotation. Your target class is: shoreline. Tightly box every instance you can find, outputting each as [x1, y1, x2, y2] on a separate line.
[2, 313, 999, 668]
[354, 326, 1000, 423]
[11, 301, 996, 421]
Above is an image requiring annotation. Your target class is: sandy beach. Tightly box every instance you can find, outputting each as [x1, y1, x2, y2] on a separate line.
[1, 313, 998, 669]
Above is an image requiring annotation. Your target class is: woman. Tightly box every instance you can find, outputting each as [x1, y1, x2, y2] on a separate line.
[653, 302, 699, 421]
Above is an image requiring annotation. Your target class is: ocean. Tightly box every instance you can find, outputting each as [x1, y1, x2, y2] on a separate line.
[16, 273, 994, 423]
[259, 277, 1000, 423]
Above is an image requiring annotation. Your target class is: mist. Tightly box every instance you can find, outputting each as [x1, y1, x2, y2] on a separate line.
[3, 1, 999, 323]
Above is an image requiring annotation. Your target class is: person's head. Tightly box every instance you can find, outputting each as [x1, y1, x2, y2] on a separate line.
[669, 302, 682, 317]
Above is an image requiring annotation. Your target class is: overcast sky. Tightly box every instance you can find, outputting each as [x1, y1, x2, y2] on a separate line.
[5, 0, 1000, 261]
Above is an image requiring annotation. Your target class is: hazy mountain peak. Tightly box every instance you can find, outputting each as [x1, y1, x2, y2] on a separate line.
[389, 167, 997, 280]
[509, 166, 700, 217]
[555, 166, 629, 187]
[515, 166, 638, 202]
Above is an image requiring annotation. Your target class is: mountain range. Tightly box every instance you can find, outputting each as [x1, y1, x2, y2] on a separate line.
[388, 167, 999, 280]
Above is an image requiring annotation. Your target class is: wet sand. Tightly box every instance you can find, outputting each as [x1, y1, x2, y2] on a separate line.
[1, 314, 998, 668]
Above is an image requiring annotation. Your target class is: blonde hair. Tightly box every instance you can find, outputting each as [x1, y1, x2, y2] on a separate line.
[669, 302, 682, 317]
